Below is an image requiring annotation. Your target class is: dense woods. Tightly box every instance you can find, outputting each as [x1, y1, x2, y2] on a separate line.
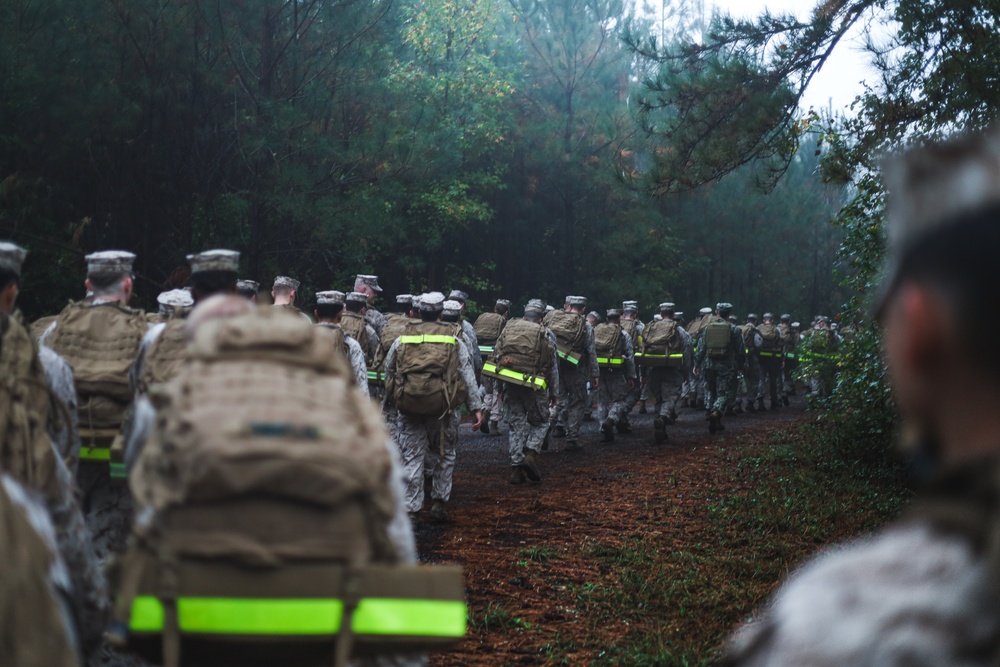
[0, 0, 844, 319]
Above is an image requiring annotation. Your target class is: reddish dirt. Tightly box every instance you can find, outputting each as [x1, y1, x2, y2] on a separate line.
[415, 398, 810, 666]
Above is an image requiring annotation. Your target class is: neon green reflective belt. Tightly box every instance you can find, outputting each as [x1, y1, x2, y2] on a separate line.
[110, 462, 126, 480]
[556, 349, 580, 365]
[398, 335, 456, 345]
[759, 351, 781, 358]
[635, 353, 683, 360]
[80, 446, 111, 462]
[367, 371, 385, 382]
[785, 352, 798, 359]
[478, 345, 494, 354]
[596, 357, 624, 366]
[482, 363, 547, 390]
[129, 596, 467, 638]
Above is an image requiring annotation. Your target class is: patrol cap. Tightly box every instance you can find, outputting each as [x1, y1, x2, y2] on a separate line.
[716, 302, 734, 311]
[346, 291, 368, 305]
[747, 313, 758, 320]
[606, 308, 621, 317]
[878, 124, 1000, 315]
[699, 307, 712, 315]
[273, 276, 300, 291]
[236, 279, 259, 292]
[0, 241, 27, 275]
[316, 290, 346, 305]
[659, 302, 675, 311]
[622, 300, 639, 312]
[395, 293, 414, 305]
[187, 249, 240, 274]
[780, 313, 791, 322]
[448, 290, 468, 303]
[792, 321, 801, 329]
[411, 295, 423, 310]
[728, 315, 738, 323]
[566, 295, 587, 307]
[418, 291, 445, 312]
[443, 300, 463, 316]
[525, 298, 546, 314]
[762, 312, 775, 320]
[355, 274, 382, 292]
[587, 310, 600, 319]
[496, 298, 512, 309]
[674, 311, 684, 319]
[157, 288, 193, 315]
[86, 250, 135, 277]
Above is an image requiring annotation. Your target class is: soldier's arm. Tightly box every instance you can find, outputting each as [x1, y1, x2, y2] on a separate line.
[585, 323, 600, 380]
[345, 337, 369, 397]
[546, 331, 561, 400]
[456, 342, 484, 413]
[366, 324, 381, 361]
[129, 323, 165, 395]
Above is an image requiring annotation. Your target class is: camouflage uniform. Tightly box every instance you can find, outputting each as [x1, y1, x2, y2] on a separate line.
[595, 328, 636, 427]
[38, 346, 81, 474]
[383, 309, 482, 514]
[694, 313, 746, 416]
[738, 321, 763, 410]
[779, 319, 799, 397]
[648, 323, 691, 421]
[366, 307, 388, 338]
[555, 312, 599, 444]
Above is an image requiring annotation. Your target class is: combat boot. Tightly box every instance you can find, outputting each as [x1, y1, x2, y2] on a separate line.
[552, 424, 567, 438]
[601, 419, 615, 443]
[653, 417, 667, 444]
[429, 500, 449, 523]
[522, 450, 542, 481]
[724, 405, 736, 417]
[509, 466, 526, 485]
[638, 400, 647, 414]
[757, 398, 766, 412]
[770, 399, 778, 411]
[746, 400, 757, 413]
[616, 418, 632, 434]
[708, 410, 722, 434]
[734, 402, 744, 415]
[782, 395, 790, 406]
[480, 410, 491, 435]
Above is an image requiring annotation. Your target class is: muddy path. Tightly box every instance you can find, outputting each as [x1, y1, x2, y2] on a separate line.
[415, 397, 810, 665]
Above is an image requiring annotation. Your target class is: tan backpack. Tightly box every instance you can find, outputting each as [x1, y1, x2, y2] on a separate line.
[339, 311, 372, 363]
[374, 313, 414, 369]
[116, 308, 464, 666]
[487, 318, 553, 392]
[758, 323, 781, 352]
[387, 321, 466, 418]
[0, 315, 58, 498]
[620, 318, 640, 345]
[703, 318, 732, 359]
[546, 310, 586, 354]
[594, 323, 624, 358]
[137, 317, 188, 393]
[46, 302, 146, 430]
[472, 312, 505, 346]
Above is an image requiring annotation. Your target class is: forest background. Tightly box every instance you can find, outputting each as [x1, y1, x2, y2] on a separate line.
[0, 0, 846, 321]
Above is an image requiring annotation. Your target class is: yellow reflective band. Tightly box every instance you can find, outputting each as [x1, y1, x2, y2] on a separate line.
[129, 596, 466, 638]
[596, 357, 624, 365]
[398, 335, 456, 345]
[80, 446, 111, 461]
[482, 363, 547, 390]
[556, 350, 580, 365]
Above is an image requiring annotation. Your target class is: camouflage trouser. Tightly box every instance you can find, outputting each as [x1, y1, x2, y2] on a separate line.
[623, 368, 643, 415]
[78, 463, 132, 564]
[648, 366, 684, 417]
[694, 370, 709, 408]
[482, 376, 501, 422]
[556, 362, 588, 440]
[759, 355, 782, 403]
[741, 356, 762, 402]
[704, 366, 735, 414]
[597, 369, 629, 424]
[783, 357, 799, 396]
[504, 385, 550, 466]
[396, 411, 459, 512]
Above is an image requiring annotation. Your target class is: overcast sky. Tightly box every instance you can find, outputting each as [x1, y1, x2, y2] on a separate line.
[709, 0, 878, 114]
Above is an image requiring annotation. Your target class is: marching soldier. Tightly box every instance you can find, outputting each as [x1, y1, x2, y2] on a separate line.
[693, 302, 746, 433]
[355, 273, 387, 336]
[313, 290, 370, 393]
[594, 309, 636, 443]
[271, 275, 311, 321]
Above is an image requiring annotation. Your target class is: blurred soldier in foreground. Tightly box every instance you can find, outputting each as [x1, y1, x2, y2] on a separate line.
[721, 125, 1000, 665]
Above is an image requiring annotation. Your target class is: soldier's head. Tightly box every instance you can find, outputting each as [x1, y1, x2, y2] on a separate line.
[780, 313, 791, 326]
[314, 290, 346, 323]
[85, 251, 135, 305]
[236, 279, 259, 302]
[746, 313, 758, 324]
[815, 316, 830, 329]
[605, 308, 621, 324]
[417, 292, 445, 322]
[156, 289, 193, 319]
[622, 300, 639, 320]
[442, 300, 462, 323]
[566, 295, 587, 314]
[495, 298, 511, 318]
[0, 242, 26, 315]
[878, 125, 1000, 463]
[447, 290, 469, 316]
[271, 276, 299, 306]
[586, 311, 600, 326]
[763, 312, 776, 324]
[659, 302, 676, 319]
[188, 250, 239, 303]
[675, 311, 685, 325]
[354, 274, 382, 305]
[345, 291, 367, 315]
[394, 294, 413, 315]
[523, 299, 546, 323]
[716, 302, 733, 319]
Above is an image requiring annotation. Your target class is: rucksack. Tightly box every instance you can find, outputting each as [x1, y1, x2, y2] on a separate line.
[490, 318, 553, 391]
[45, 301, 147, 430]
[642, 319, 682, 355]
[388, 321, 466, 418]
[0, 314, 57, 498]
[593, 323, 624, 357]
[703, 318, 732, 359]
[339, 311, 372, 364]
[116, 307, 464, 666]
[137, 317, 188, 393]
[473, 312, 505, 346]
[373, 313, 414, 370]
[739, 323, 758, 352]
[620, 319, 640, 346]
[758, 323, 781, 352]
[546, 310, 586, 356]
